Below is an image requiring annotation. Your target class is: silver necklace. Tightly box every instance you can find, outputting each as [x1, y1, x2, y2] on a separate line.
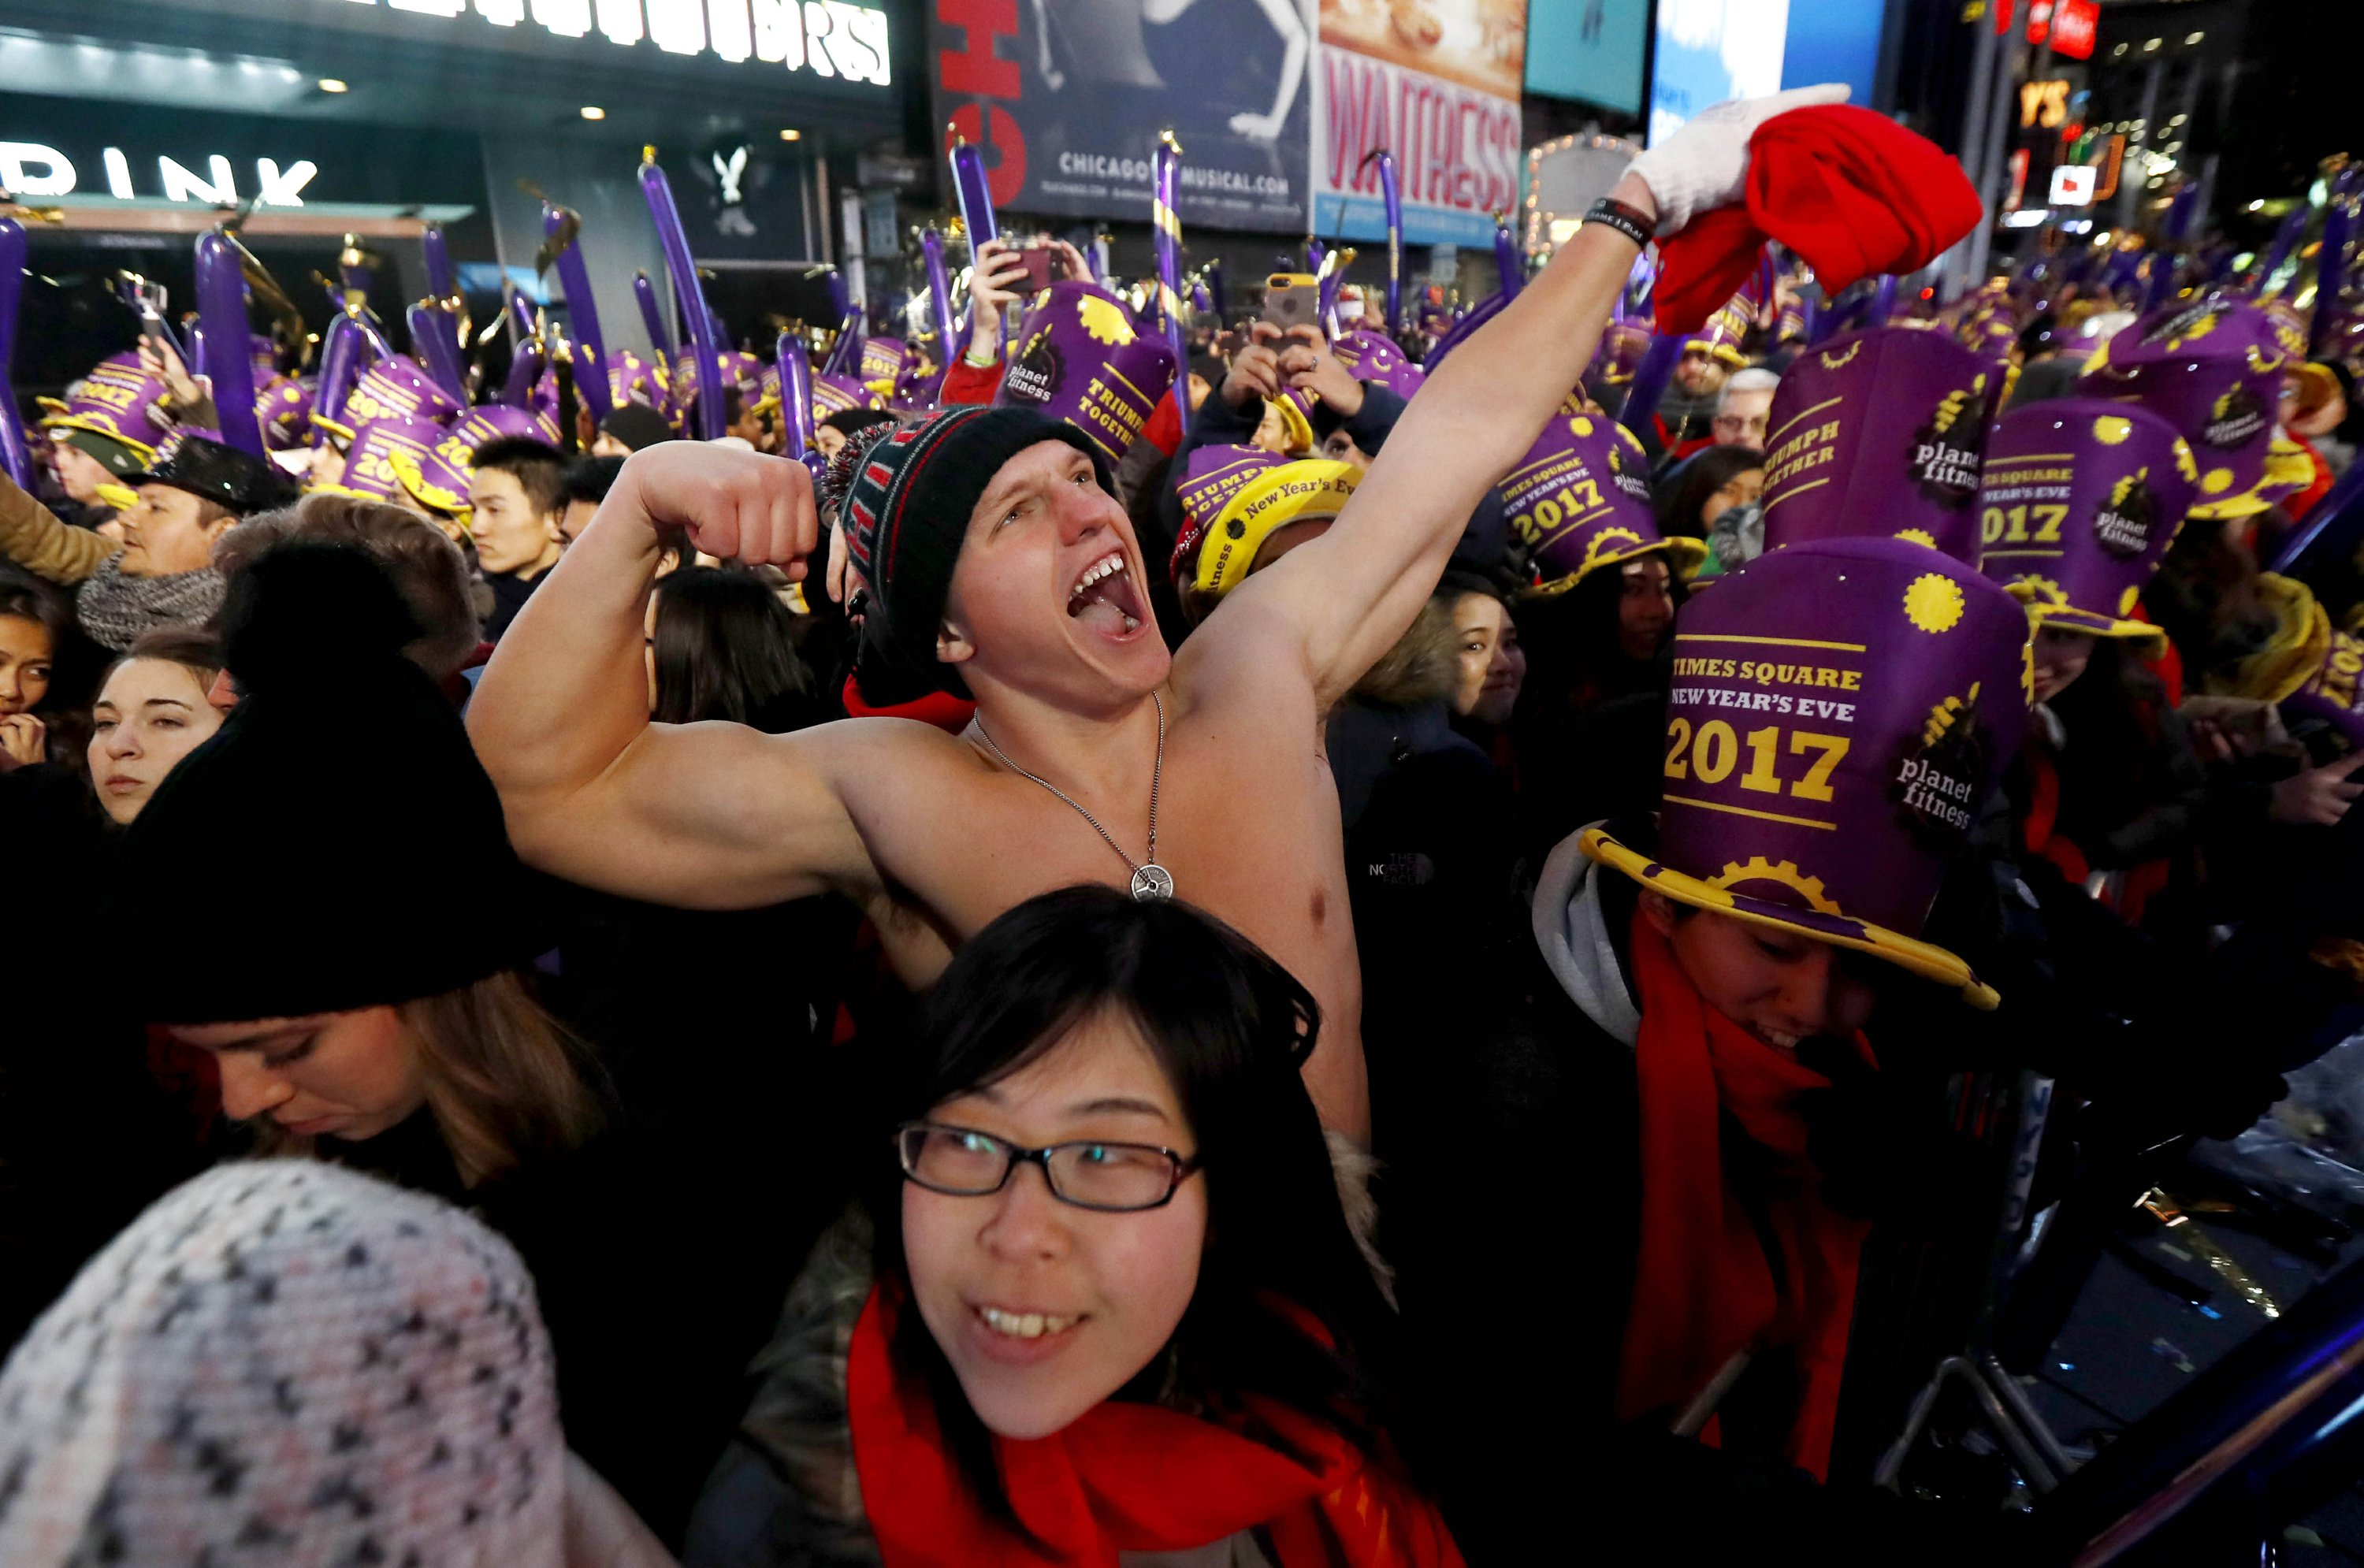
[973, 690, 1173, 901]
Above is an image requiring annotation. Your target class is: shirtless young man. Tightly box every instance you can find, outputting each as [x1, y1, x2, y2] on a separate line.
[466, 88, 1843, 1143]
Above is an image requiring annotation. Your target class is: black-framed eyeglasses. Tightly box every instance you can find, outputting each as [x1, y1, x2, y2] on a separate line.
[895, 1121, 1200, 1213]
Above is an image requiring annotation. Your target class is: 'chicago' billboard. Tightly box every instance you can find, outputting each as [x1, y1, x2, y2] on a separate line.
[930, 0, 1311, 233]
[1314, 0, 1524, 248]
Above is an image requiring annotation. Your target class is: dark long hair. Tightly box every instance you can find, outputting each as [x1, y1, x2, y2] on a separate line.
[1512, 550, 1689, 720]
[650, 566, 819, 730]
[0, 565, 102, 770]
[1651, 444, 1764, 540]
[872, 886, 1400, 1525]
[2044, 637, 2184, 856]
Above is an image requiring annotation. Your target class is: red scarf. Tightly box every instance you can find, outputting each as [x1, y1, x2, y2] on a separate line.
[846, 1284, 1463, 1568]
[1617, 912, 1874, 1479]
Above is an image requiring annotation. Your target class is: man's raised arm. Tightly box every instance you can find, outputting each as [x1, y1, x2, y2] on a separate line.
[466, 444, 868, 908]
[1225, 87, 1849, 706]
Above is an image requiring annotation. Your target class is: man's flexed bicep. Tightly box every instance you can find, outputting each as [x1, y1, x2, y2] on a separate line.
[469, 440, 838, 906]
[504, 718, 875, 908]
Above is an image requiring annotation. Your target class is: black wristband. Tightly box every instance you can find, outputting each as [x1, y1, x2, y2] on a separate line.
[1585, 197, 1656, 250]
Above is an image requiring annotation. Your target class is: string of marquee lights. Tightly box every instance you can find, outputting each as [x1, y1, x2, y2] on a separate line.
[303, 0, 891, 84]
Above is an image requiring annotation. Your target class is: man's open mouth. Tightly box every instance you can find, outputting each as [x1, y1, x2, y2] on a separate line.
[1067, 550, 1146, 636]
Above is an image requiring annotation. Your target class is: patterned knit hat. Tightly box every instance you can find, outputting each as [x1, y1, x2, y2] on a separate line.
[826, 406, 1107, 704]
[0, 1161, 563, 1568]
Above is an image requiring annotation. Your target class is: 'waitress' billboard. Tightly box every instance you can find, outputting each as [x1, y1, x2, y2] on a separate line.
[1314, 0, 1524, 248]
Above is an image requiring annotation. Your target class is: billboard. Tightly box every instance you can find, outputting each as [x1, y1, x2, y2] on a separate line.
[928, 0, 1313, 233]
[1524, 0, 1648, 116]
[1314, 0, 1526, 248]
[1649, 0, 1789, 146]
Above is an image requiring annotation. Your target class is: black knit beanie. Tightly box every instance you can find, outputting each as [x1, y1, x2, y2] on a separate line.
[827, 406, 1109, 706]
[115, 542, 547, 1025]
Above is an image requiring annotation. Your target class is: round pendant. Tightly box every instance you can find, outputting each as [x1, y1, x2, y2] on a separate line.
[1129, 864, 1175, 902]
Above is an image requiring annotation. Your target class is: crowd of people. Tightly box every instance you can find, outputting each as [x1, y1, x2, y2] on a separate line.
[4, 81, 2364, 1565]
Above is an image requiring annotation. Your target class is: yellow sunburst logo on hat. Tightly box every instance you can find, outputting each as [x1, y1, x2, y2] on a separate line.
[2165, 312, 2217, 351]
[2246, 343, 2284, 373]
[2013, 574, 2068, 605]
[1078, 295, 1136, 347]
[1923, 682, 1982, 745]
[1818, 343, 1862, 371]
[1931, 388, 1975, 436]
[2094, 414, 2133, 446]
[1570, 414, 1596, 439]
[2109, 469, 2146, 508]
[1581, 526, 1645, 570]
[1903, 572, 1966, 633]
[2201, 466, 2234, 495]
[1709, 857, 1842, 914]
[1894, 528, 1938, 548]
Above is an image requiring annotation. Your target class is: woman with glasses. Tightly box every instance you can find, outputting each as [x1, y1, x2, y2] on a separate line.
[687, 886, 1462, 1566]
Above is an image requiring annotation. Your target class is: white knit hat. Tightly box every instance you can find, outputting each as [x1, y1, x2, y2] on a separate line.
[0, 1160, 565, 1567]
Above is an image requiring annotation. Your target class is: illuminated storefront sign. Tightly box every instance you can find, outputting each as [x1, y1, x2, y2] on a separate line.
[2, 143, 320, 204]
[1, 95, 489, 213]
[324, 0, 890, 83]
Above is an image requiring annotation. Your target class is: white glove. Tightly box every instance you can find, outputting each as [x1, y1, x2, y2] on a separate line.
[1626, 83, 1853, 238]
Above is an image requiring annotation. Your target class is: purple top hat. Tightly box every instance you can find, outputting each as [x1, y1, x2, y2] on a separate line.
[449, 405, 559, 450]
[256, 376, 315, 451]
[2262, 296, 2310, 363]
[1580, 536, 2035, 1007]
[387, 440, 474, 518]
[1961, 314, 2019, 365]
[1169, 444, 1358, 600]
[991, 280, 1180, 465]
[673, 349, 763, 414]
[315, 355, 461, 440]
[606, 348, 667, 413]
[859, 336, 910, 388]
[1686, 295, 1755, 366]
[1329, 329, 1425, 400]
[250, 332, 281, 384]
[812, 373, 887, 420]
[2080, 295, 2312, 520]
[1760, 328, 1998, 566]
[1506, 407, 1705, 593]
[1589, 322, 1652, 387]
[1174, 444, 1285, 544]
[1977, 399, 2198, 642]
[328, 416, 449, 505]
[38, 351, 173, 459]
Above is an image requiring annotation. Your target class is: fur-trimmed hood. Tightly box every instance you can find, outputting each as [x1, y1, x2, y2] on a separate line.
[1352, 595, 1462, 709]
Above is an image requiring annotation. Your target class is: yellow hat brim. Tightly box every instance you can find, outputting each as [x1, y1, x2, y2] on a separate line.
[1577, 825, 2001, 1010]
[1193, 460, 1360, 596]
[1523, 536, 1709, 599]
